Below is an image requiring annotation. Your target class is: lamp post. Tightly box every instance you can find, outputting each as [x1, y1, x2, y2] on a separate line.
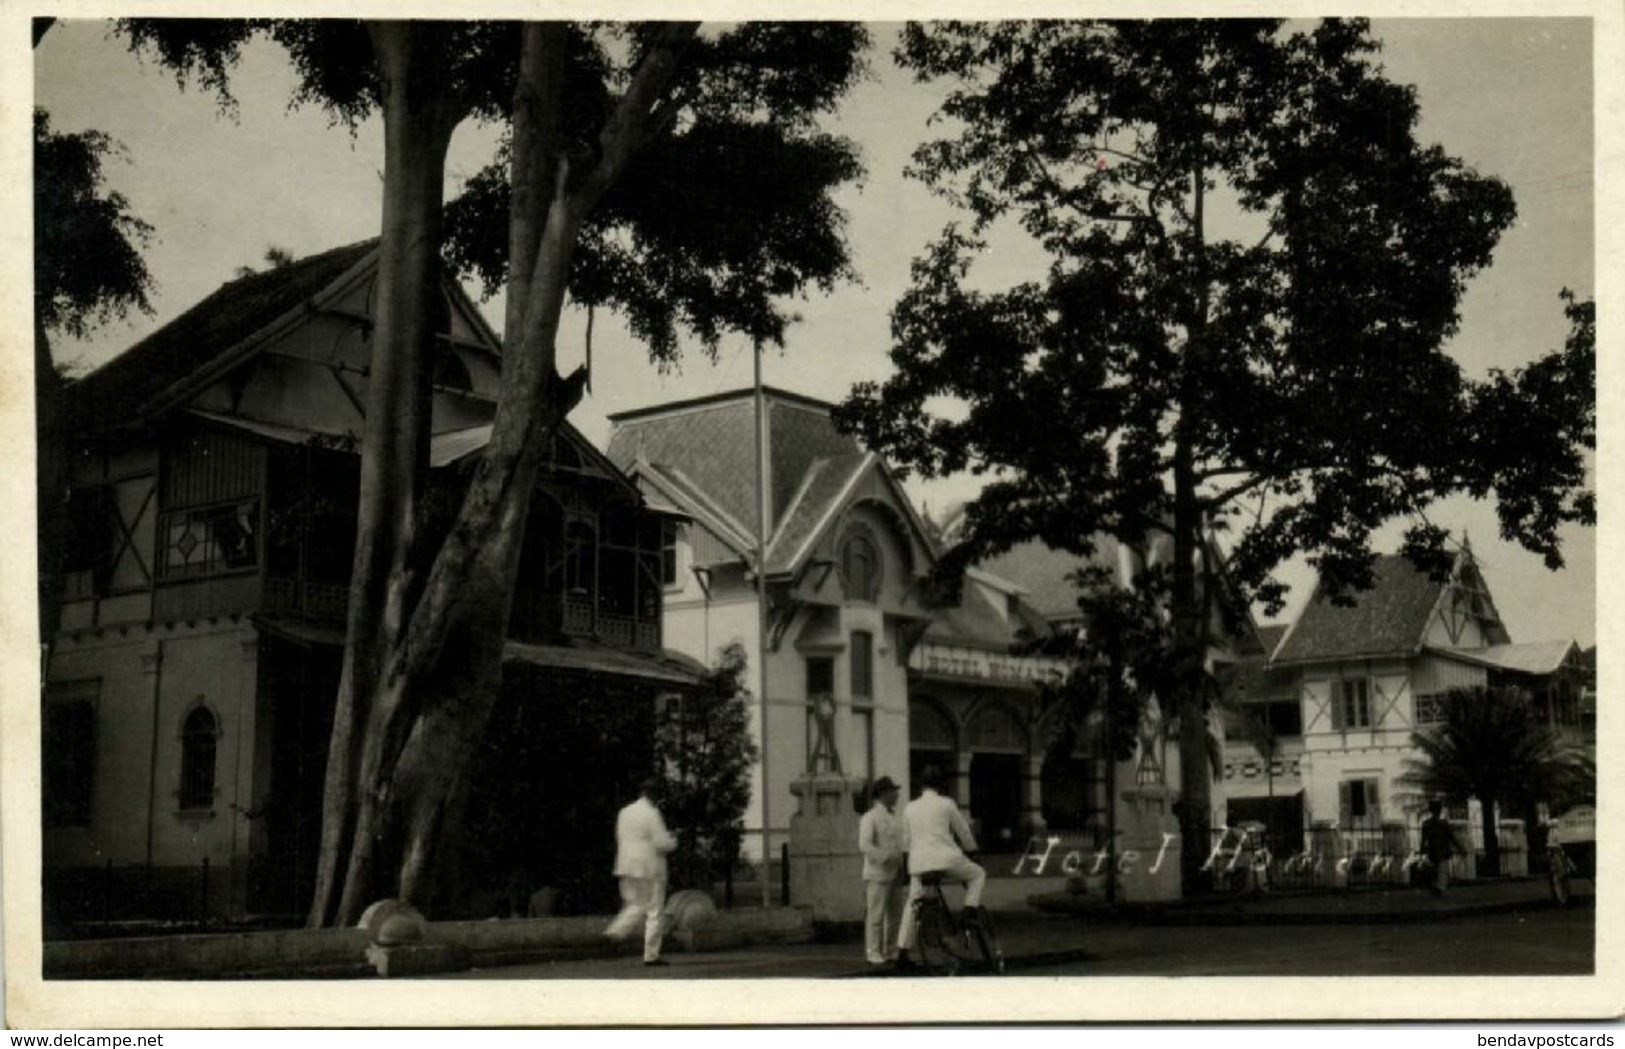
[754, 338, 772, 908]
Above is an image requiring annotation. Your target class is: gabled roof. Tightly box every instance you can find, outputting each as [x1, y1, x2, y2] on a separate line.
[764, 452, 872, 574]
[1254, 623, 1289, 660]
[974, 540, 1119, 622]
[1272, 551, 1478, 665]
[606, 387, 865, 536]
[924, 578, 1055, 653]
[607, 387, 936, 579]
[67, 240, 379, 432]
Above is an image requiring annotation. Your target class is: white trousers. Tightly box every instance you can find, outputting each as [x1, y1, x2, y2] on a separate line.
[863, 879, 906, 963]
[896, 857, 987, 951]
[605, 877, 667, 961]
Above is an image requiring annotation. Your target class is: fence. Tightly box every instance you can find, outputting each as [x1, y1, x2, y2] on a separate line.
[45, 858, 232, 939]
[1207, 817, 1528, 894]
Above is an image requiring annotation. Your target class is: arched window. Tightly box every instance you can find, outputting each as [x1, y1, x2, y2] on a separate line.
[840, 526, 882, 602]
[179, 706, 218, 810]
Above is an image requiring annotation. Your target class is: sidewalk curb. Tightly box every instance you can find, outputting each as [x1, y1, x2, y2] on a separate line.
[1028, 894, 1589, 927]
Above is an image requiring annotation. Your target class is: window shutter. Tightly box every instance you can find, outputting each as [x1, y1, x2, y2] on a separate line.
[1367, 779, 1382, 823]
[1338, 781, 1352, 826]
[1329, 682, 1344, 730]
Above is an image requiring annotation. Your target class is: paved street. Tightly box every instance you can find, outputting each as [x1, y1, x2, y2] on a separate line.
[446, 904, 1592, 980]
[1021, 907, 1593, 976]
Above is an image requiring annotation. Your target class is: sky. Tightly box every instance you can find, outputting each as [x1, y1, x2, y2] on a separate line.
[30, 16, 1599, 647]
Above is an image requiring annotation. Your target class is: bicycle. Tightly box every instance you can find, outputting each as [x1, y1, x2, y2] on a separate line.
[910, 871, 1005, 976]
[1216, 823, 1272, 899]
[1547, 842, 1578, 906]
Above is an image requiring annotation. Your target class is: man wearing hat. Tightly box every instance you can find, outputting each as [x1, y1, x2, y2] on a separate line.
[858, 775, 907, 966]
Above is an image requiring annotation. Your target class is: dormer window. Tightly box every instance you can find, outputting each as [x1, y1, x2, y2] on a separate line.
[840, 525, 882, 603]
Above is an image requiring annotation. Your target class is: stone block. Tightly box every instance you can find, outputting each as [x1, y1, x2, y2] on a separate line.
[365, 941, 465, 978]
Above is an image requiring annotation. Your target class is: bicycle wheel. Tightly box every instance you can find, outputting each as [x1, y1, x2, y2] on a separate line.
[965, 908, 1005, 975]
[913, 900, 961, 976]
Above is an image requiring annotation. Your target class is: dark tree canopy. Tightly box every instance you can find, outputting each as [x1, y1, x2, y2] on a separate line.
[119, 19, 869, 360]
[836, 19, 1590, 889]
[443, 23, 867, 356]
[34, 108, 154, 341]
[839, 19, 1587, 608]
[103, 17, 871, 924]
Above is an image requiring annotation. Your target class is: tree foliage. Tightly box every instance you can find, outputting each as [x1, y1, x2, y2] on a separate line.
[34, 109, 154, 341]
[654, 643, 760, 891]
[1399, 687, 1589, 875]
[109, 18, 868, 925]
[837, 19, 1589, 889]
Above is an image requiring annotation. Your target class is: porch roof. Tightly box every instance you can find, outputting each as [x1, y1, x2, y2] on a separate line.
[254, 616, 709, 687]
[504, 640, 710, 687]
[1429, 640, 1580, 676]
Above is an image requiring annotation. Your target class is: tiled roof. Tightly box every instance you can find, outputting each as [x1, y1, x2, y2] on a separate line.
[768, 400, 864, 523]
[67, 239, 378, 432]
[607, 397, 764, 534]
[975, 540, 1119, 621]
[1255, 623, 1289, 655]
[764, 452, 870, 574]
[1272, 554, 1448, 664]
[605, 390, 867, 537]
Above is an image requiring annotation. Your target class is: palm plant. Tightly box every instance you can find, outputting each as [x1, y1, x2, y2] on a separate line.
[1399, 687, 1584, 876]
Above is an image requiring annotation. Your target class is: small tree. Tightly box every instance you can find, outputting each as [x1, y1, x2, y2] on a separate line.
[653, 642, 759, 893]
[1399, 687, 1584, 877]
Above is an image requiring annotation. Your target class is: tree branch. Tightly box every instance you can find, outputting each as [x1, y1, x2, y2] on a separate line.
[574, 21, 700, 210]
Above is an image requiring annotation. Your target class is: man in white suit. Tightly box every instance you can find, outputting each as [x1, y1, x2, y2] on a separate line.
[894, 766, 987, 969]
[605, 778, 678, 965]
[857, 775, 906, 966]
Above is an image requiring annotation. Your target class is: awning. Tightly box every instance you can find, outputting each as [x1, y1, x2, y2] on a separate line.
[255, 616, 710, 688]
[253, 615, 346, 648]
[504, 639, 709, 687]
[1430, 640, 1580, 676]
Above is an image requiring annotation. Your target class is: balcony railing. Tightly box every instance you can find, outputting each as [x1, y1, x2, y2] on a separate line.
[262, 576, 349, 623]
[512, 590, 660, 651]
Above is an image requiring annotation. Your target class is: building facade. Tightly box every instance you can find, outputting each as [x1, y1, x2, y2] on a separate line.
[1223, 546, 1587, 849]
[43, 243, 700, 925]
[609, 388, 950, 860]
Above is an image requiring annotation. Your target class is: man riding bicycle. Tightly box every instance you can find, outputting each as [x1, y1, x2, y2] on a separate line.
[895, 766, 987, 971]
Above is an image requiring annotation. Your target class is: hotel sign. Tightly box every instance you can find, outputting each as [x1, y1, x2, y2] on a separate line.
[912, 642, 1069, 687]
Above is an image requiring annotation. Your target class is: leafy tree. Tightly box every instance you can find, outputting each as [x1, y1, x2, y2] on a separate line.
[838, 20, 1591, 890]
[1399, 687, 1587, 876]
[234, 245, 296, 278]
[654, 643, 759, 892]
[111, 19, 866, 925]
[34, 109, 154, 342]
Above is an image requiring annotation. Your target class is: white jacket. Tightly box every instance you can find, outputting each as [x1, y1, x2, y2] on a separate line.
[612, 796, 677, 881]
[901, 788, 979, 874]
[857, 802, 906, 882]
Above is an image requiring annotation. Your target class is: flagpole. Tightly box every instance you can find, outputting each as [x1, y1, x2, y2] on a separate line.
[754, 337, 773, 908]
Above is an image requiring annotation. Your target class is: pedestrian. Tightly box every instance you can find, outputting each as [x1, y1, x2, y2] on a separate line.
[605, 777, 678, 965]
[858, 775, 907, 967]
[894, 766, 987, 971]
[1420, 799, 1461, 897]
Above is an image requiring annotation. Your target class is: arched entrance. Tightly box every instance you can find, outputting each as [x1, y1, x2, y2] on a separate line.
[964, 703, 1028, 851]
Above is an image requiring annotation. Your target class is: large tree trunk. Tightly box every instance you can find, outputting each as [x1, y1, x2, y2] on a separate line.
[1173, 158, 1215, 893]
[308, 21, 464, 928]
[320, 22, 696, 926]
